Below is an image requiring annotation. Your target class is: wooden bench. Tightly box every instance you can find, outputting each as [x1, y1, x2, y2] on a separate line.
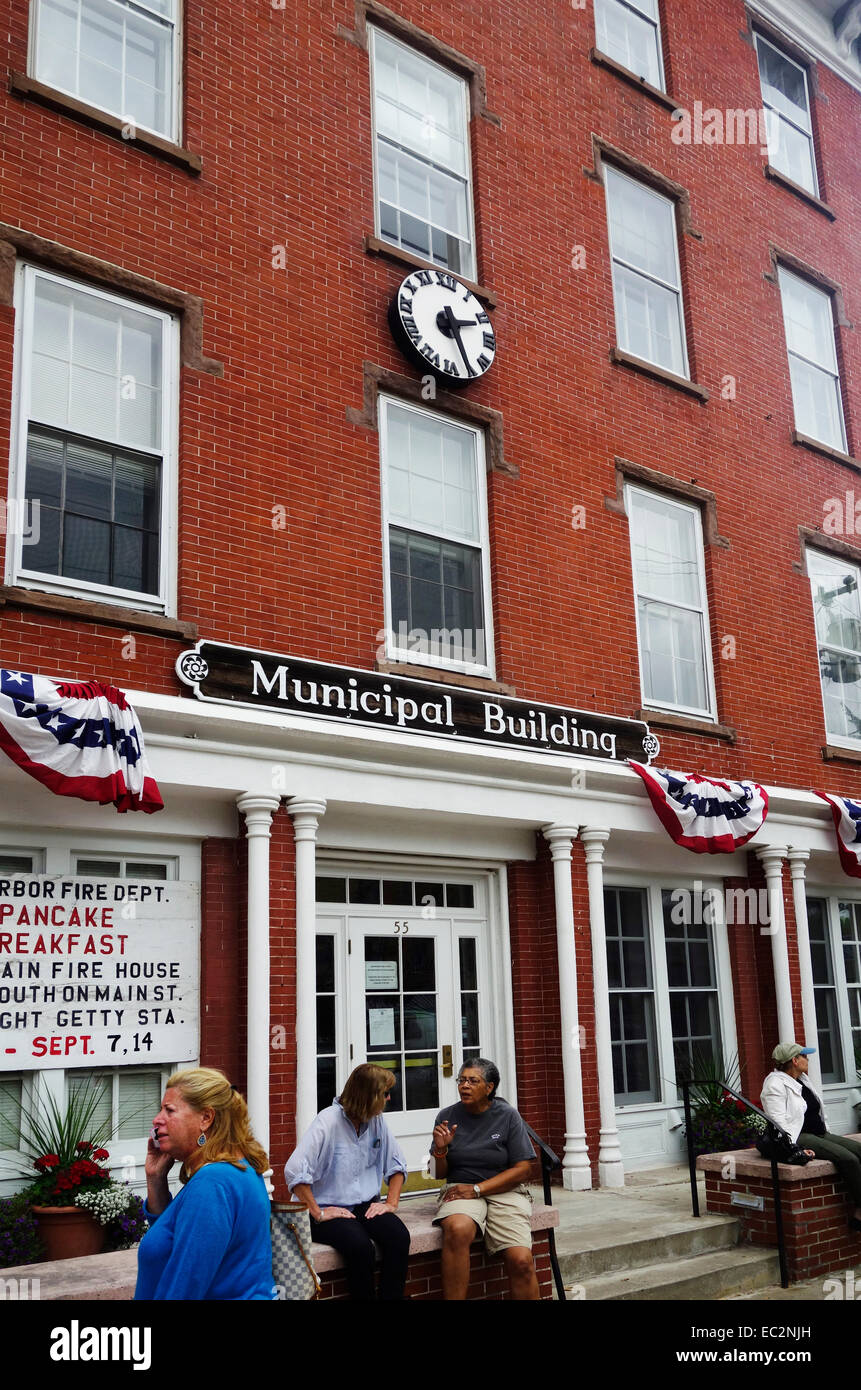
[697, 1135, 861, 1281]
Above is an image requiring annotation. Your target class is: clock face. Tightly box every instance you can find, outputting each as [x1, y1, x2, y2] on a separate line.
[388, 269, 496, 386]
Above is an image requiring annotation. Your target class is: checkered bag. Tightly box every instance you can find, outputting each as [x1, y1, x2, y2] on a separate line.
[271, 1202, 321, 1300]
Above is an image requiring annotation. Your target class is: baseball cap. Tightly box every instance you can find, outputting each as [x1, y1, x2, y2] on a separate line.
[772, 1042, 816, 1064]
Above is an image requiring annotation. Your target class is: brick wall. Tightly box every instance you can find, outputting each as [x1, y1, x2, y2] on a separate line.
[317, 1230, 555, 1301]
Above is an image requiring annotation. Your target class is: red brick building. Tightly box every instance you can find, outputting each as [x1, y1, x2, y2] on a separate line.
[0, 0, 860, 1198]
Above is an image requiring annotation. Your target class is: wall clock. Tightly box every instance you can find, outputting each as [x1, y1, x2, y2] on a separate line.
[388, 268, 496, 386]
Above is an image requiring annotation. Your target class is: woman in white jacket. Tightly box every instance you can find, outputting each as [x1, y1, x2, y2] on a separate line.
[761, 1042, 861, 1231]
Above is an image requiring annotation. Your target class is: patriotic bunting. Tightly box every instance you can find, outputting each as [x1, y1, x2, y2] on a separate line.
[0, 669, 163, 813]
[628, 761, 768, 853]
[814, 791, 861, 878]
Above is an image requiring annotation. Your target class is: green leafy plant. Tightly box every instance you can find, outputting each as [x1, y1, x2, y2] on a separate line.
[677, 1048, 765, 1158]
[0, 1193, 44, 1268]
[4, 1079, 115, 1205]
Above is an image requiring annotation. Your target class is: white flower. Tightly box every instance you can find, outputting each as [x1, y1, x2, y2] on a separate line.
[75, 1181, 132, 1226]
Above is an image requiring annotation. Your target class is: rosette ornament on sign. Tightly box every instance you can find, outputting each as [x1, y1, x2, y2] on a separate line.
[388, 269, 496, 386]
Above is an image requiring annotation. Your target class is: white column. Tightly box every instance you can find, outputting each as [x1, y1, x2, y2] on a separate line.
[787, 848, 822, 1091]
[580, 827, 624, 1187]
[236, 792, 281, 1153]
[756, 845, 795, 1042]
[289, 797, 327, 1140]
[543, 824, 591, 1190]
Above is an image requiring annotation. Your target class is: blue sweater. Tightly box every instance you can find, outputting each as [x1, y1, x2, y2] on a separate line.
[134, 1159, 273, 1301]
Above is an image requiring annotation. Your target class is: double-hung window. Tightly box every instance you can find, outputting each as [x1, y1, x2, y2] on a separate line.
[755, 33, 818, 196]
[31, 0, 179, 141]
[379, 396, 493, 676]
[807, 550, 861, 743]
[10, 266, 176, 610]
[604, 166, 688, 378]
[594, 0, 665, 89]
[806, 897, 861, 1082]
[627, 485, 715, 718]
[778, 268, 847, 453]
[370, 28, 475, 279]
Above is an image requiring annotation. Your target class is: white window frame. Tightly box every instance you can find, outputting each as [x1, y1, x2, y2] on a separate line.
[7, 263, 179, 614]
[627, 484, 717, 720]
[778, 267, 847, 454]
[754, 32, 818, 197]
[379, 394, 495, 678]
[807, 548, 861, 749]
[805, 891, 861, 1093]
[604, 164, 689, 379]
[604, 875, 738, 1114]
[594, 0, 665, 90]
[369, 26, 477, 282]
[29, 0, 182, 144]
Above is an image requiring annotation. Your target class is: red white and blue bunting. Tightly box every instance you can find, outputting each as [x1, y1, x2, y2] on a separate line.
[814, 791, 861, 879]
[628, 761, 768, 853]
[0, 669, 163, 813]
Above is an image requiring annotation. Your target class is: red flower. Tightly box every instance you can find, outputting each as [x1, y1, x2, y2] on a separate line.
[92, 1148, 110, 1162]
[76, 1141, 92, 1152]
[34, 1154, 60, 1171]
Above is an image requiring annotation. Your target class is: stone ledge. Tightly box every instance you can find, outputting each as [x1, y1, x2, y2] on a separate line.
[310, 1195, 559, 1272]
[697, 1136, 861, 1183]
[0, 1247, 137, 1300]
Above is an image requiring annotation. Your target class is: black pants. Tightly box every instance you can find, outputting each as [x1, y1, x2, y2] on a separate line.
[310, 1202, 410, 1300]
[798, 1131, 861, 1205]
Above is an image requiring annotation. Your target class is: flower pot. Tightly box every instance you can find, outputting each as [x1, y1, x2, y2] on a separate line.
[31, 1205, 106, 1261]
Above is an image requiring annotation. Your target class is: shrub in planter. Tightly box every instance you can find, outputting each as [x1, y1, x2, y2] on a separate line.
[0, 1193, 44, 1268]
[686, 1092, 766, 1158]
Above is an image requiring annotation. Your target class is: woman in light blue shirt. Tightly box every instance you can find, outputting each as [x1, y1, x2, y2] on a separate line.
[285, 1063, 410, 1299]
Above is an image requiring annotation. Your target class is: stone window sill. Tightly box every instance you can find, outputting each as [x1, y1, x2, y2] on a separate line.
[376, 660, 514, 695]
[0, 585, 198, 639]
[610, 348, 709, 401]
[9, 73, 202, 174]
[589, 49, 680, 113]
[764, 165, 835, 220]
[637, 708, 736, 742]
[822, 744, 861, 766]
[363, 235, 497, 309]
[792, 431, 860, 472]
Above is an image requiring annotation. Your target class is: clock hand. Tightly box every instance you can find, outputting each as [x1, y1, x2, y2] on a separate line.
[441, 304, 477, 377]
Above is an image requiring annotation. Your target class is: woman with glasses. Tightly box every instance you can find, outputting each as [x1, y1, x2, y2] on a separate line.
[430, 1058, 540, 1300]
[285, 1062, 410, 1299]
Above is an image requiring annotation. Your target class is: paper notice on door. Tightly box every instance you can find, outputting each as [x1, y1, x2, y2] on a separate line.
[366, 960, 398, 990]
[368, 1007, 396, 1047]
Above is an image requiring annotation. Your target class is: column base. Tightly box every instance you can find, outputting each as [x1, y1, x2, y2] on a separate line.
[562, 1166, 593, 1191]
[598, 1159, 625, 1187]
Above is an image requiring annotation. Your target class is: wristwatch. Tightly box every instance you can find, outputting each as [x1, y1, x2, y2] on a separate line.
[472, 1184, 482, 1198]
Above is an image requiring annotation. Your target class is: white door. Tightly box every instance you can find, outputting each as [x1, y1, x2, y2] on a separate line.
[315, 869, 495, 1174]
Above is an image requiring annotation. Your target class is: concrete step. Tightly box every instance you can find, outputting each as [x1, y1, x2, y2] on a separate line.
[568, 1246, 782, 1302]
[555, 1213, 739, 1281]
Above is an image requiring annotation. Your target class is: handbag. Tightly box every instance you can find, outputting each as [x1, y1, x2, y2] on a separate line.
[755, 1124, 811, 1166]
[271, 1201, 322, 1300]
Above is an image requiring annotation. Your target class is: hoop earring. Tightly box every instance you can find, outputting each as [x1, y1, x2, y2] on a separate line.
[197, 1132, 207, 1147]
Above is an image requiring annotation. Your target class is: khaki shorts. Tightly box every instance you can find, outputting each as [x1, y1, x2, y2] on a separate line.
[433, 1185, 533, 1256]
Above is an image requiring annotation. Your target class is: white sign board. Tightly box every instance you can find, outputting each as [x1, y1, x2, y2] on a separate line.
[365, 961, 398, 990]
[368, 1007, 396, 1047]
[0, 876, 199, 1070]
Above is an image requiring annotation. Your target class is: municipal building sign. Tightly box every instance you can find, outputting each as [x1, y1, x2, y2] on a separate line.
[176, 642, 658, 764]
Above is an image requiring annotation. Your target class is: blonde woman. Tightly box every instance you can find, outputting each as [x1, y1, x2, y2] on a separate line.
[285, 1063, 410, 1300]
[135, 1067, 273, 1300]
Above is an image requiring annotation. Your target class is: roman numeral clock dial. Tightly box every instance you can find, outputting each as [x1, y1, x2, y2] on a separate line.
[387, 270, 496, 387]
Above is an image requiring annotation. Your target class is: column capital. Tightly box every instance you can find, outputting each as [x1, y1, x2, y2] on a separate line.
[579, 827, 610, 863]
[236, 792, 280, 830]
[786, 847, 810, 876]
[287, 797, 327, 841]
[542, 824, 580, 860]
[755, 844, 787, 871]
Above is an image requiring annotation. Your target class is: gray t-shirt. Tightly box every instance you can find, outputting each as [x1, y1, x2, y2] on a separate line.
[431, 1098, 536, 1183]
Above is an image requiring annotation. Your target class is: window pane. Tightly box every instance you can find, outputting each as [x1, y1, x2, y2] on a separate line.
[117, 1070, 162, 1139]
[315, 935, 335, 994]
[595, 0, 662, 87]
[0, 1077, 22, 1150]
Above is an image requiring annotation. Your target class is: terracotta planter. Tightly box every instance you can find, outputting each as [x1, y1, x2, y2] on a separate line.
[31, 1205, 106, 1261]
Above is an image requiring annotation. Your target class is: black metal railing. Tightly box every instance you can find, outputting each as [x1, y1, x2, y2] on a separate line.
[523, 1120, 567, 1302]
[680, 1079, 789, 1290]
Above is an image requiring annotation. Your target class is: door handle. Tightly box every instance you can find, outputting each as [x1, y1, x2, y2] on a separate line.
[442, 1044, 453, 1077]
